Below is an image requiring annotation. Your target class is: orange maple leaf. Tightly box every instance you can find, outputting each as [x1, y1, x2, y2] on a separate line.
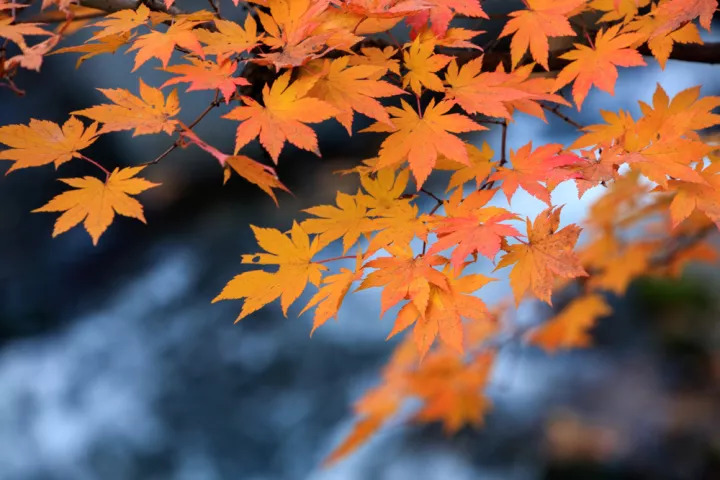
[555, 24, 646, 110]
[223, 71, 337, 162]
[385, 266, 493, 356]
[359, 246, 449, 316]
[33, 166, 159, 245]
[0, 116, 98, 172]
[339, 0, 432, 18]
[408, 351, 494, 431]
[405, 0, 487, 36]
[362, 99, 485, 188]
[498, 0, 585, 69]
[213, 222, 327, 320]
[444, 57, 570, 120]
[426, 189, 520, 269]
[162, 58, 249, 103]
[73, 79, 180, 136]
[496, 207, 587, 305]
[529, 294, 612, 352]
[301, 57, 405, 134]
[488, 142, 581, 205]
[254, 0, 334, 69]
[127, 18, 205, 71]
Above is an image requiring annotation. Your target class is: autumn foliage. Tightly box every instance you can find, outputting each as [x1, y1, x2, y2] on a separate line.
[2, 0, 720, 465]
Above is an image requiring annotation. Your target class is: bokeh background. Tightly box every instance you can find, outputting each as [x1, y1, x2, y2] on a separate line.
[2, 2, 720, 479]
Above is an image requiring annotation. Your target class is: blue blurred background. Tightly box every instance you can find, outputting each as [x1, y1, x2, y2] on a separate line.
[2, 4, 720, 479]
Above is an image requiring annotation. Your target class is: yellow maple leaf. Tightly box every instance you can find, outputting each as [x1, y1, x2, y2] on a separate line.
[0, 116, 98, 173]
[402, 36, 451, 94]
[213, 222, 327, 320]
[32, 166, 159, 245]
[127, 18, 205, 71]
[195, 16, 261, 58]
[362, 99, 485, 188]
[73, 79, 180, 136]
[88, 4, 149, 41]
[302, 191, 374, 252]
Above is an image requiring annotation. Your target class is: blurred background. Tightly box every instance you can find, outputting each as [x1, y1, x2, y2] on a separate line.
[2, 3, 720, 479]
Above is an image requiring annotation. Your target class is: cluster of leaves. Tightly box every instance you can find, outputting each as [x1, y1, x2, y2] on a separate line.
[1, 0, 719, 465]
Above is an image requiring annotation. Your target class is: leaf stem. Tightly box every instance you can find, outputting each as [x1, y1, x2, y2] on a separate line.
[79, 154, 111, 180]
[316, 255, 356, 264]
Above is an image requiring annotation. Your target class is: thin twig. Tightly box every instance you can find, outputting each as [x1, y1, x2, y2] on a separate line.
[140, 91, 221, 166]
[541, 103, 584, 130]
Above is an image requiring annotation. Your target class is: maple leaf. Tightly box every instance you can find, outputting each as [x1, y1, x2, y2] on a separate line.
[426, 189, 520, 270]
[444, 57, 570, 120]
[625, 137, 712, 187]
[161, 58, 249, 103]
[0, 18, 51, 49]
[529, 294, 612, 352]
[4, 33, 59, 72]
[632, 16, 703, 69]
[224, 155, 290, 206]
[384, 265, 493, 356]
[324, 339, 417, 465]
[300, 253, 363, 334]
[651, 0, 717, 34]
[347, 46, 401, 76]
[33, 166, 159, 245]
[498, 0, 585, 70]
[566, 147, 622, 198]
[338, 0, 432, 18]
[254, 0, 334, 69]
[662, 162, 720, 228]
[213, 222, 327, 320]
[588, 242, 654, 294]
[52, 33, 131, 68]
[495, 207, 587, 305]
[301, 57, 405, 134]
[408, 351, 494, 431]
[636, 83, 720, 140]
[73, 79, 180, 136]
[127, 18, 205, 71]
[362, 99, 485, 188]
[359, 246, 449, 316]
[302, 191, 374, 252]
[488, 142, 581, 205]
[441, 142, 495, 192]
[405, 0, 487, 37]
[223, 71, 337, 162]
[195, 16, 261, 58]
[555, 25, 646, 110]
[88, 4, 149, 41]
[0, 116, 98, 173]
[589, 0, 651, 23]
[402, 36, 451, 94]
[360, 167, 411, 215]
